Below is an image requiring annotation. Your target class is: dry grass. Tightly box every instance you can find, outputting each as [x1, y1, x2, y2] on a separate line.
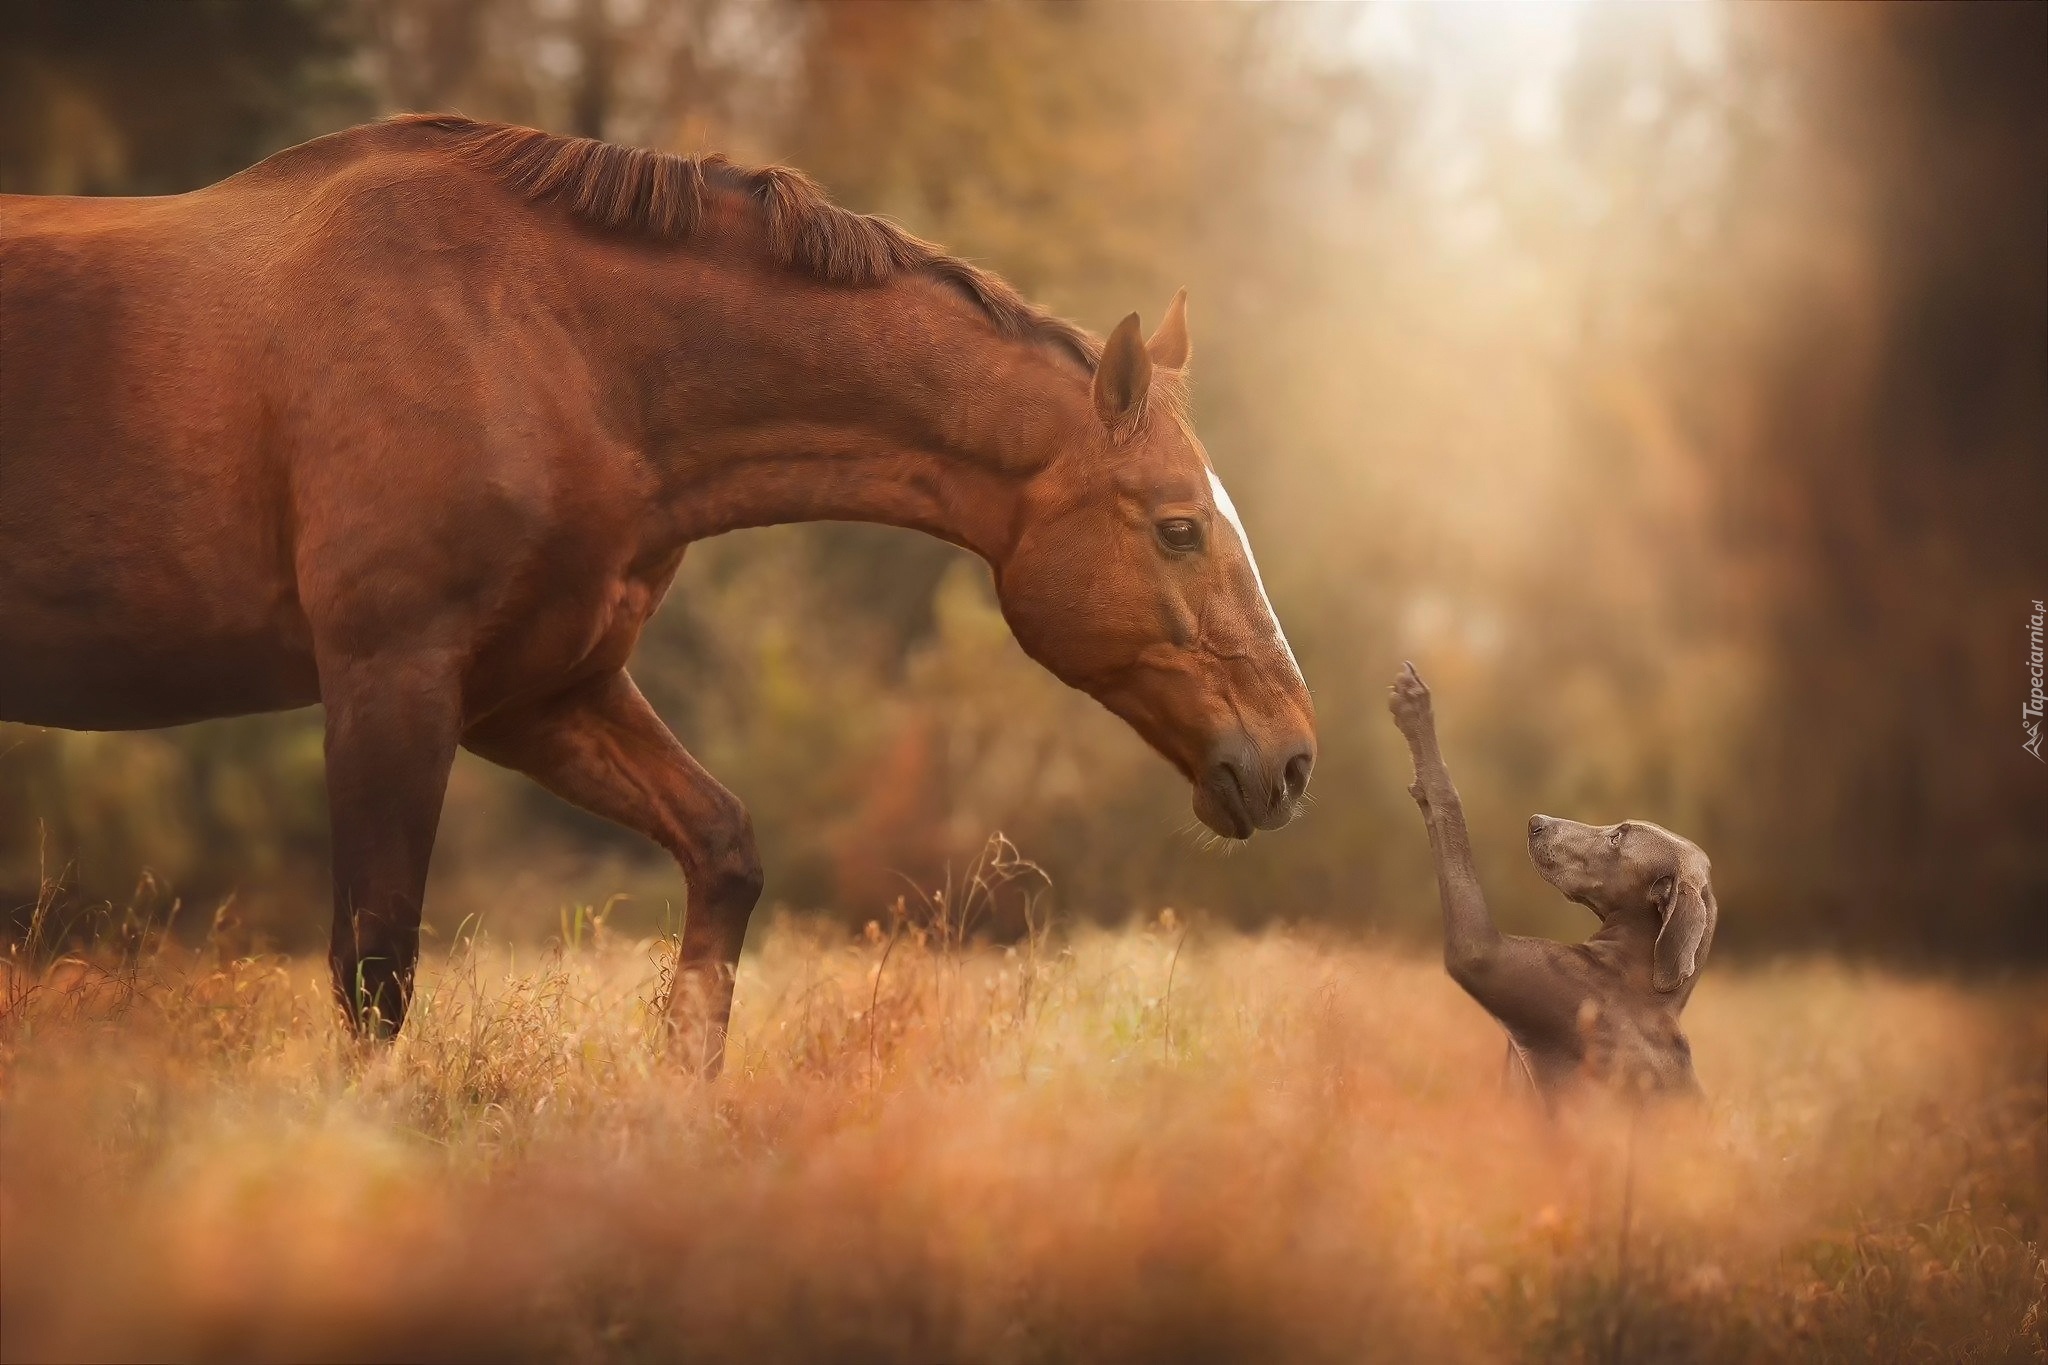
[1, 895, 2042, 1364]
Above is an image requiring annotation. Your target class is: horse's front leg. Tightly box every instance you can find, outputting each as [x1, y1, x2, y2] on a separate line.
[464, 669, 762, 1075]
[320, 651, 464, 1037]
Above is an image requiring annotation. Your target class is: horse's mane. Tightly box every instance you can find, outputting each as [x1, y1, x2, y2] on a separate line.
[394, 114, 1100, 371]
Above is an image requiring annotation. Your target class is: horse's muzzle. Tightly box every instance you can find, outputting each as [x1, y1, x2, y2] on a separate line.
[1196, 736, 1314, 839]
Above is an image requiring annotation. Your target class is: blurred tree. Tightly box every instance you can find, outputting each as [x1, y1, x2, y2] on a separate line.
[1713, 3, 2048, 955]
[0, 0, 362, 194]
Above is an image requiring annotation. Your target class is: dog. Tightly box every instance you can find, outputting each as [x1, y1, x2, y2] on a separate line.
[1388, 663, 1715, 1104]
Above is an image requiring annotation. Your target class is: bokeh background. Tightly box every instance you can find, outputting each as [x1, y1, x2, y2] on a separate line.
[2, 0, 2042, 962]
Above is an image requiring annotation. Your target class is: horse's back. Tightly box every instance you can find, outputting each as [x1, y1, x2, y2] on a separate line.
[0, 135, 423, 728]
[1, 125, 639, 730]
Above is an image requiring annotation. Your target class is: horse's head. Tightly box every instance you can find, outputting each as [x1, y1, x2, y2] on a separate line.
[995, 290, 1316, 840]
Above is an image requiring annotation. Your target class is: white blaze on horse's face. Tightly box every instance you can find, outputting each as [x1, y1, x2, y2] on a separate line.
[1207, 467, 1303, 684]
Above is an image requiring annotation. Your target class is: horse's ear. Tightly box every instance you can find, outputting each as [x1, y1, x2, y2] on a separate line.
[1146, 287, 1190, 371]
[1653, 872, 1716, 993]
[1093, 312, 1153, 427]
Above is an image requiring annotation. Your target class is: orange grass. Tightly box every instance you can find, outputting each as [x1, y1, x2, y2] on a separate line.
[2, 908, 2042, 1364]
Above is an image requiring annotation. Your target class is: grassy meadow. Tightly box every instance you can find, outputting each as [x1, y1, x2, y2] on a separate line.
[1, 892, 2042, 1364]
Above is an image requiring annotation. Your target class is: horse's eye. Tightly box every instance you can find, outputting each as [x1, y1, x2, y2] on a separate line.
[1609, 825, 1628, 848]
[1156, 518, 1203, 553]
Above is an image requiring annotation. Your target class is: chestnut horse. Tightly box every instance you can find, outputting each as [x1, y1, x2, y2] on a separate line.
[0, 115, 1315, 1067]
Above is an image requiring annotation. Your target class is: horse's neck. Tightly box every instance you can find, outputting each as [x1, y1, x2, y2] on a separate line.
[601, 252, 1093, 563]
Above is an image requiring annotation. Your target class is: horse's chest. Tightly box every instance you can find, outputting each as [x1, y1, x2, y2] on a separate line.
[583, 574, 665, 667]
[469, 553, 678, 714]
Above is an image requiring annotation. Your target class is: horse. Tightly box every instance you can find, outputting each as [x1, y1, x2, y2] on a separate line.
[0, 115, 1316, 1069]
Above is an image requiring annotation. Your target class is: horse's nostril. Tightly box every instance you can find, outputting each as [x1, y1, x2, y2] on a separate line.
[1203, 756, 1255, 836]
[1280, 748, 1314, 803]
[1529, 815, 1548, 836]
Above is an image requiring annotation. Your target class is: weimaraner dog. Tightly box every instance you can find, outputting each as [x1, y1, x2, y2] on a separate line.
[1389, 663, 1716, 1104]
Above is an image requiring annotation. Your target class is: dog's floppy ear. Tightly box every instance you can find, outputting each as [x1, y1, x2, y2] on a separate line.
[1653, 869, 1715, 993]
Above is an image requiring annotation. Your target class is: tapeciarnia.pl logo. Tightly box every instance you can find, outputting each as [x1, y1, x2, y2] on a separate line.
[2026, 598, 2045, 762]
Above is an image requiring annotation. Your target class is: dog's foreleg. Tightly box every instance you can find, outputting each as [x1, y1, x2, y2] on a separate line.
[1388, 665, 1503, 976]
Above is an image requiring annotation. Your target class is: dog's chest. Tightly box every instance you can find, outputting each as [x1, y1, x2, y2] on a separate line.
[1577, 1001, 1698, 1096]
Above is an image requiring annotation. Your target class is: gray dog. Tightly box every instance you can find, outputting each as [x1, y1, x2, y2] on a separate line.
[1389, 663, 1715, 1104]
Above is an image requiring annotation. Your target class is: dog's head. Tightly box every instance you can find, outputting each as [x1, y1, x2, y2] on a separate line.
[1526, 815, 1716, 993]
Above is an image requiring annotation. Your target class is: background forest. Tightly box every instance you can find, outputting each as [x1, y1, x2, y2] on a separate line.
[2, 0, 2042, 962]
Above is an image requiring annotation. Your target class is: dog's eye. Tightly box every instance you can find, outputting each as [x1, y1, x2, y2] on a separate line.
[1156, 518, 1203, 554]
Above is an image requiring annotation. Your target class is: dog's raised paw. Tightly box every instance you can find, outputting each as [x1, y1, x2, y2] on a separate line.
[1388, 661, 1435, 738]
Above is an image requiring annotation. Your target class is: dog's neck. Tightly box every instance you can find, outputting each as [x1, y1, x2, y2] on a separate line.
[1583, 912, 1690, 1012]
